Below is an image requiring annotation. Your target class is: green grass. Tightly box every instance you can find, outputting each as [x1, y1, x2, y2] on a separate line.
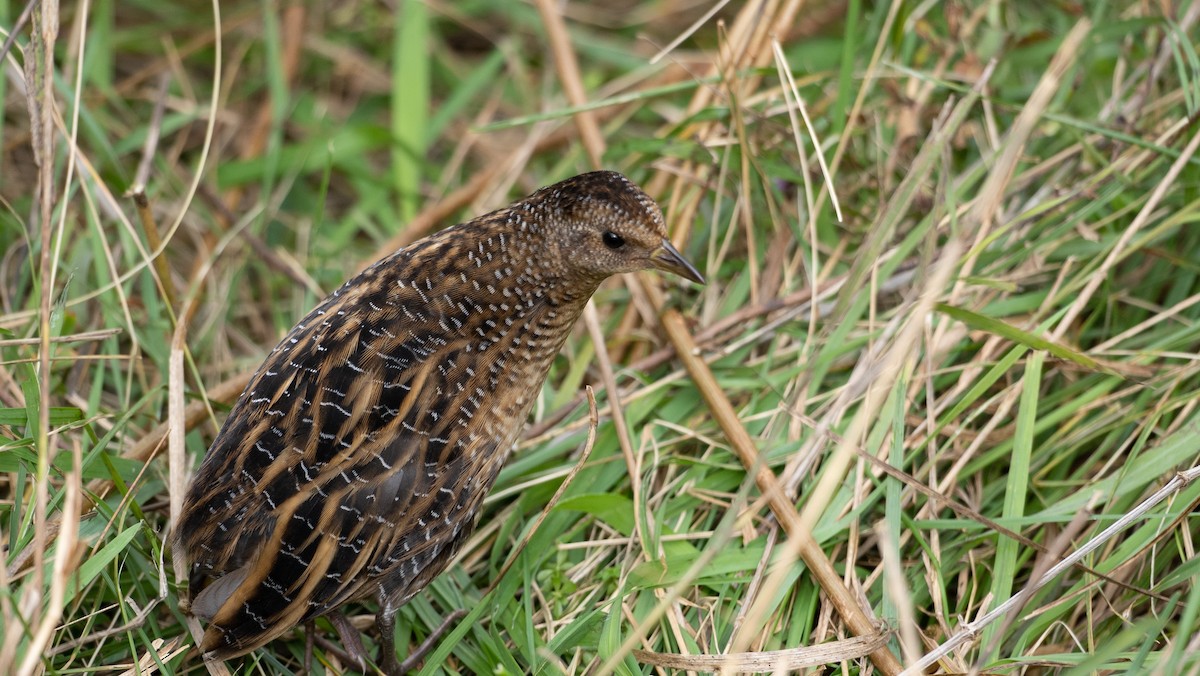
[2, 1, 1200, 674]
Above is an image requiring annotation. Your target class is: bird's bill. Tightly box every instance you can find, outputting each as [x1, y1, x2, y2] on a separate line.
[651, 239, 705, 285]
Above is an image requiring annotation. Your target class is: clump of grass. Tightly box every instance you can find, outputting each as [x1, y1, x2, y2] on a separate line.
[2, 1, 1199, 674]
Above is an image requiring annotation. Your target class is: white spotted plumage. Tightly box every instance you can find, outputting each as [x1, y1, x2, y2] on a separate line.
[176, 171, 703, 673]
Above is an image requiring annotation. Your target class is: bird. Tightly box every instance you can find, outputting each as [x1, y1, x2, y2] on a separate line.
[175, 170, 704, 674]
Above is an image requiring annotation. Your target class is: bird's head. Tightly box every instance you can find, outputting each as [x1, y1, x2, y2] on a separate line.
[517, 171, 705, 287]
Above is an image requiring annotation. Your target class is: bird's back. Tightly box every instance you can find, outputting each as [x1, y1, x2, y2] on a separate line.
[177, 216, 595, 659]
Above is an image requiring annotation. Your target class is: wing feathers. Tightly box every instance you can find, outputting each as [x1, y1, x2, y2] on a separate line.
[178, 239, 564, 658]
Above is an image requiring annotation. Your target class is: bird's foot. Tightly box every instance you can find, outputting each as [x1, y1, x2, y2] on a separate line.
[321, 611, 369, 671]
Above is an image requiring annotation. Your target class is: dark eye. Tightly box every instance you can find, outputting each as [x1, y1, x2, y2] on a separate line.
[602, 231, 625, 249]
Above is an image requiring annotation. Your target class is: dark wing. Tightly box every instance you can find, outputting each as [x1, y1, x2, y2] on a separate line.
[177, 251, 503, 659]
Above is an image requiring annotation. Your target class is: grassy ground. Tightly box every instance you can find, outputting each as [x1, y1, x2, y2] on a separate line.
[2, 0, 1199, 674]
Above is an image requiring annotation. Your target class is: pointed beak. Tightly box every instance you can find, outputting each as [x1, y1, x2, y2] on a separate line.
[650, 238, 705, 285]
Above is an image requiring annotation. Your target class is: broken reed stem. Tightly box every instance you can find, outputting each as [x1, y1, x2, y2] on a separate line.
[656, 305, 902, 676]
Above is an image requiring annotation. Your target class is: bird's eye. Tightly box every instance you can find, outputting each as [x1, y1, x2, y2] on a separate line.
[602, 231, 625, 249]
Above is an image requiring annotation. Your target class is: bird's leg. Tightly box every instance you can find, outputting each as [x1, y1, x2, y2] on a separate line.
[377, 607, 467, 675]
[375, 606, 403, 675]
[303, 620, 314, 674]
[327, 611, 370, 671]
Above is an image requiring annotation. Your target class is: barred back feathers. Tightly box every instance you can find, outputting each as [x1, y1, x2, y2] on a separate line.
[176, 171, 704, 672]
